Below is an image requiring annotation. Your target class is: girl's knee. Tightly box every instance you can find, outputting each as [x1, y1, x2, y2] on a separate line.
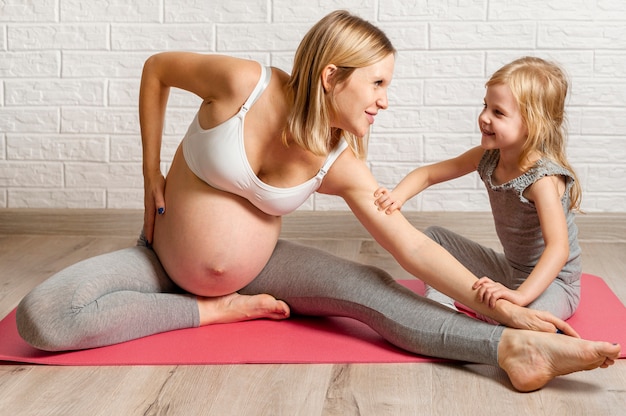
[423, 225, 446, 242]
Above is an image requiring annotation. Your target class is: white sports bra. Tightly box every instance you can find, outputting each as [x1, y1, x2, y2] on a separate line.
[182, 64, 348, 216]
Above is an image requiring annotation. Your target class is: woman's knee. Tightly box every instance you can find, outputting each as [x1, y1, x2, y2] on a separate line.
[15, 288, 68, 351]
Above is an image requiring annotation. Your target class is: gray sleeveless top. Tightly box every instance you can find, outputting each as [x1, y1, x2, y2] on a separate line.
[478, 150, 581, 283]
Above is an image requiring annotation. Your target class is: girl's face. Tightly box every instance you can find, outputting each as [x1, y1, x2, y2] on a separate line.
[478, 83, 528, 153]
[329, 53, 394, 138]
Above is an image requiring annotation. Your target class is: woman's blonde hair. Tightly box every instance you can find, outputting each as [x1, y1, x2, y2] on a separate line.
[284, 10, 395, 160]
[487, 56, 582, 211]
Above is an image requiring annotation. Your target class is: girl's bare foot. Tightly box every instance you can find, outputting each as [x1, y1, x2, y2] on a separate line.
[498, 328, 621, 392]
[197, 292, 290, 325]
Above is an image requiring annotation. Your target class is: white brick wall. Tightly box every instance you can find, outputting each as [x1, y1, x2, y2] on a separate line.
[1, 0, 625, 212]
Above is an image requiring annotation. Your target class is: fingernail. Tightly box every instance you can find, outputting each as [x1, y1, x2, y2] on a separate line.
[157, 207, 165, 215]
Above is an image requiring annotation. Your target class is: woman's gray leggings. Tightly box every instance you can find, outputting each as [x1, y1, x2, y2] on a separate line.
[16, 238, 503, 365]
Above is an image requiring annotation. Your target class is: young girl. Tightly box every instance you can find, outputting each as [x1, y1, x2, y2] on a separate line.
[375, 56, 582, 321]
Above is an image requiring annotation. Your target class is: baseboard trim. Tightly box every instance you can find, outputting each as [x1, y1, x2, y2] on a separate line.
[1, 209, 624, 242]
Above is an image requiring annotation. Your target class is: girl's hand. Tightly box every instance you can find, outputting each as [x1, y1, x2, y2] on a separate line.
[473, 277, 525, 308]
[143, 171, 166, 244]
[374, 187, 403, 214]
[506, 306, 580, 337]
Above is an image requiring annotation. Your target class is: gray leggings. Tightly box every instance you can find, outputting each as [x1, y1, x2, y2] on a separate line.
[423, 226, 581, 320]
[16, 238, 503, 365]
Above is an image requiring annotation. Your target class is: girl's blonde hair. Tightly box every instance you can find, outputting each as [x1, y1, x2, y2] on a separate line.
[487, 56, 581, 211]
[284, 10, 395, 160]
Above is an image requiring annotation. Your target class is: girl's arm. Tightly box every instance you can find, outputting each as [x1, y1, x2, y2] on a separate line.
[138, 52, 259, 243]
[475, 175, 570, 307]
[320, 151, 578, 335]
[375, 146, 483, 214]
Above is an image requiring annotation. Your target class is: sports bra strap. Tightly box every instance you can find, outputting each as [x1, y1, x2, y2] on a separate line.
[241, 65, 272, 113]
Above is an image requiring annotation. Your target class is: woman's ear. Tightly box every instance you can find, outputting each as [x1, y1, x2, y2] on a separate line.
[321, 64, 338, 92]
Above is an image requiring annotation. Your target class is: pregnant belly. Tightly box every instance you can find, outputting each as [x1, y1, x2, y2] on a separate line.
[152, 151, 282, 296]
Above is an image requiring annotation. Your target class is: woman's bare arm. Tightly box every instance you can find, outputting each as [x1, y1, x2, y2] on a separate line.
[319, 150, 578, 335]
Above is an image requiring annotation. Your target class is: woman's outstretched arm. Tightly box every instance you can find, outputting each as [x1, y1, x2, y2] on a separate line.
[319, 149, 577, 335]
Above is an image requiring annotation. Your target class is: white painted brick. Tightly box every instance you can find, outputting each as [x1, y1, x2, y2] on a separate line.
[538, 23, 626, 49]
[388, 79, 423, 106]
[108, 80, 140, 107]
[370, 163, 419, 190]
[570, 80, 626, 107]
[313, 193, 350, 211]
[107, 189, 143, 209]
[62, 52, 149, 78]
[110, 135, 142, 162]
[568, 136, 626, 164]
[162, 108, 200, 136]
[594, 52, 626, 78]
[564, 107, 583, 136]
[112, 24, 215, 51]
[423, 79, 483, 106]
[431, 22, 535, 50]
[488, 0, 592, 20]
[168, 89, 203, 109]
[165, 0, 268, 23]
[0, 0, 57, 22]
[217, 23, 307, 52]
[0, 108, 59, 133]
[61, 108, 138, 134]
[60, 0, 161, 23]
[581, 109, 626, 136]
[368, 133, 423, 163]
[580, 194, 626, 213]
[0, 162, 63, 186]
[582, 164, 626, 192]
[423, 135, 481, 162]
[109, 79, 201, 108]
[0, 52, 59, 77]
[5, 80, 104, 106]
[7, 135, 108, 161]
[65, 163, 142, 188]
[271, 52, 294, 74]
[161, 135, 181, 163]
[372, 162, 479, 192]
[421, 191, 490, 212]
[8, 24, 108, 50]
[381, 24, 428, 51]
[395, 52, 485, 78]
[376, 107, 475, 133]
[8, 189, 106, 208]
[0, 135, 5, 160]
[273, 2, 376, 23]
[596, 0, 626, 17]
[109, 134, 179, 163]
[380, 0, 487, 21]
[0, 190, 6, 208]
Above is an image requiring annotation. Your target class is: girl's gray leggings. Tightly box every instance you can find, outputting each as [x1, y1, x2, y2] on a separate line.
[423, 226, 581, 320]
[16, 238, 503, 365]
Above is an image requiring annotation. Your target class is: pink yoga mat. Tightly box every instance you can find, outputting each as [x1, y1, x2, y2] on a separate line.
[0, 274, 624, 365]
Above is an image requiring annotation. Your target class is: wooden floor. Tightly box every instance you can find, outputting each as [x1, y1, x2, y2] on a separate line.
[1, 209, 625, 416]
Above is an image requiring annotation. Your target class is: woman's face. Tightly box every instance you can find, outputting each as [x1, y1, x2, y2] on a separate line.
[330, 53, 395, 137]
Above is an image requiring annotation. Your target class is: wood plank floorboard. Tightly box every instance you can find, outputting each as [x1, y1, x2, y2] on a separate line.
[0, 210, 624, 415]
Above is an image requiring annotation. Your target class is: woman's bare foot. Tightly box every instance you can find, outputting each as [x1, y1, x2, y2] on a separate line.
[498, 328, 621, 392]
[197, 292, 290, 325]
